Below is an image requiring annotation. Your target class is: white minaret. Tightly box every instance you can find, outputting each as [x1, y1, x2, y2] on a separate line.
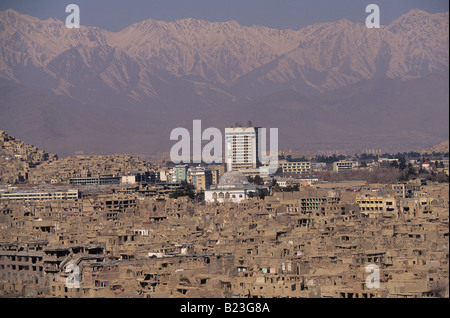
[226, 137, 233, 172]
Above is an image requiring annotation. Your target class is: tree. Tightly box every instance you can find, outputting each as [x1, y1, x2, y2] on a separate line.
[418, 167, 428, 174]
[170, 181, 196, 200]
[398, 173, 409, 182]
[253, 175, 264, 185]
[247, 175, 264, 185]
[399, 157, 406, 170]
[248, 188, 270, 199]
[407, 164, 416, 176]
[282, 184, 299, 192]
[195, 191, 205, 202]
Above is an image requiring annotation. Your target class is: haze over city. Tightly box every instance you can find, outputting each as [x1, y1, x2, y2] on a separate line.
[0, 0, 448, 304]
[0, 1, 448, 157]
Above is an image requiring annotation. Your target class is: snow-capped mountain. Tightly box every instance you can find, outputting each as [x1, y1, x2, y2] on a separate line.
[0, 8, 448, 155]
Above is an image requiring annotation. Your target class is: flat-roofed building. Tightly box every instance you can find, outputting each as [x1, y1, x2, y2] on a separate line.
[0, 189, 79, 201]
[357, 195, 397, 216]
[187, 167, 213, 191]
[279, 160, 311, 174]
[392, 183, 422, 198]
[69, 176, 120, 185]
[434, 157, 449, 168]
[225, 126, 260, 171]
[210, 169, 219, 185]
[208, 164, 225, 184]
[333, 160, 355, 173]
[170, 165, 188, 183]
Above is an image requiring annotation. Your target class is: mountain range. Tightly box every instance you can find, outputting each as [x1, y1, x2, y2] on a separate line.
[0, 8, 448, 157]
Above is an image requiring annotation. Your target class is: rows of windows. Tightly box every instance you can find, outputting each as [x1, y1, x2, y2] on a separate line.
[212, 192, 244, 199]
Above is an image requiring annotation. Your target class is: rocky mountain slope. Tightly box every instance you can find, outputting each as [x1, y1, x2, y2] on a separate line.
[0, 8, 448, 156]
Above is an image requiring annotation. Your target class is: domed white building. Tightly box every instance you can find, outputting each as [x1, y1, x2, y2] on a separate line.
[204, 170, 266, 203]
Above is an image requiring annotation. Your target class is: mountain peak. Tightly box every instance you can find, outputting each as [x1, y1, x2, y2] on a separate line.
[2, 8, 18, 15]
[405, 8, 430, 15]
[387, 8, 449, 41]
[0, 8, 38, 22]
[0, 8, 448, 155]
[390, 7, 448, 25]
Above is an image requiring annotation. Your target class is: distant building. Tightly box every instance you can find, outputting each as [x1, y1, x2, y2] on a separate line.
[225, 126, 260, 171]
[121, 175, 137, 185]
[170, 165, 188, 183]
[238, 167, 271, 178]
[121, 172, 159, 184]
[299, 178, 319, 186]
[433, 157, 449, 168]
[70, 176, 120, 185]
[0, 189, 79, 201]
[279, 160, 311, 174]
[274, 177, 311, 188]
[379, 158, 399, 167]
[312, 162, 327, 171]
[357, 194, 397, 217]
[392, 183, 421, 198]
[204, 170, 265, 203]
[421, 161, 432, 172]
[210, 169, 220, 185]
[208, 164, 225, 184]
[159, 169, 169, 182]
[187, 167, 213, 191]
[333, 160, 356, 173]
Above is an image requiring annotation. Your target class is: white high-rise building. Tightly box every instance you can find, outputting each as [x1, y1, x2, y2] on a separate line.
[224, 127, 260, 171]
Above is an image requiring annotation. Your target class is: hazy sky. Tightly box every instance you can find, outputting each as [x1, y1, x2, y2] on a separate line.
[1, 0, 448, 31]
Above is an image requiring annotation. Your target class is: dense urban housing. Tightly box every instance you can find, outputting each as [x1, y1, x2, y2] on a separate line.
[0, 129, 448, 298]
